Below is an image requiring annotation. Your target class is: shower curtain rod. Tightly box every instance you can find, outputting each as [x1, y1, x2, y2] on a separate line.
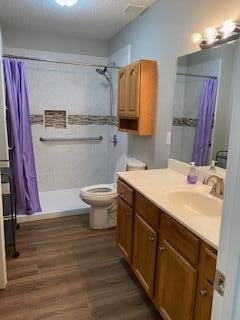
[177, 72, 217, 80]
[3, 54, 121, 69]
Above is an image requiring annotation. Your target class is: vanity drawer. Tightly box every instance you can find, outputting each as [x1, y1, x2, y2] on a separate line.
[161, 214, 200, 266]
[135, 192, 160, 230]
[117, 180, 134, 207]
[199, 242, 217, 284]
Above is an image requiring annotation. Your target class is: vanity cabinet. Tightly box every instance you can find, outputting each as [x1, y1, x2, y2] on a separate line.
[117, 179, 217, 320]
[117, 60, 157, 136]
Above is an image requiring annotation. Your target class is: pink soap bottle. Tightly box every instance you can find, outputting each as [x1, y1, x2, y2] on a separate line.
[187, 162, 198, 184]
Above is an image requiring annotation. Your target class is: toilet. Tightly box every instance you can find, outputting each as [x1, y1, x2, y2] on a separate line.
[80, 155, 146, 229]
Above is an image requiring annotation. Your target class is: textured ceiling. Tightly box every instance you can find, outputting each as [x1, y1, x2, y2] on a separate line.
[0, 0, 157, 40]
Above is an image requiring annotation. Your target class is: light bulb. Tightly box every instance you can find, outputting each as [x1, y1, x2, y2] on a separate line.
[55, 0, 79, 7]
[221, 20, 236, 36]
[191, 33, 203, 44]
[204, 27, 218, 44]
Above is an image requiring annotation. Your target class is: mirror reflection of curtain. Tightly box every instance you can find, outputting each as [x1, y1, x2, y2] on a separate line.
[192, 79, 218, 166]
[3, 59, 41, 215]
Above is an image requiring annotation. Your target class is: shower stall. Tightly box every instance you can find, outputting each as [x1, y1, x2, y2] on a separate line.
[1, 47, 129, 222]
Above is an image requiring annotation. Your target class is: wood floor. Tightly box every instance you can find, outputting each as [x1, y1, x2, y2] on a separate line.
[0, 214, 161, 320]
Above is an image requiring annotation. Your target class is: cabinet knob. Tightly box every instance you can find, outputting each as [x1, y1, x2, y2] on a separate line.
[148, 236, 155, 241]
[200, 290, 208, 296]
[159, 245, 165, 251]
[126, 212, 132, 216]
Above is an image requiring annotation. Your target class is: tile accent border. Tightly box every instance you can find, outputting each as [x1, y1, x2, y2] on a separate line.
[173, 117, 198, 127]
[30, 114, 119, 126]
[30, 115, 44, 125]
[68, 115, 118, 126]
[45, 110, 67, 129]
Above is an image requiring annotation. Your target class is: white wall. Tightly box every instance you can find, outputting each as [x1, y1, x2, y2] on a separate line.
[109, 0, 240, 169]
[2, 27, 108, 57]
[107, 46, 130, 182]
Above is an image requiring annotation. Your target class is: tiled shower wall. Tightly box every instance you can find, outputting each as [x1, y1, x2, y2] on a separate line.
[4, 47, 129, 191]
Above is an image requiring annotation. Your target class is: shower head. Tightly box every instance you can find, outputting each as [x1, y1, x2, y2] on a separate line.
[96, 66, 107, 75]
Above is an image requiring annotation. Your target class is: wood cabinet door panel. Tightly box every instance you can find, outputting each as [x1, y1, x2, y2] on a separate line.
[161, 214, 200, 266]
[199, 243, 217, 284]
[155, 240, 197, 320]
[135, 192, 160, 230]
[127, 62, 140, 117]
[117, 179, 134, 207]
[194, 276, 214, 320]
[117, 198, 134, 264]
[133, 214, 157, 297]
[118, 67, 129, 117]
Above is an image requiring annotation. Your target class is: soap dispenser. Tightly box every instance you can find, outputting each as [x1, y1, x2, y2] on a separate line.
[187, 162, 198, 184]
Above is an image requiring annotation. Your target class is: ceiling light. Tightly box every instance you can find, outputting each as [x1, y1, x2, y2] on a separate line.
[220, 20, 236, 36]
[191, 33, 203, 44]
[55, 0, 79, 7]
[204, 27, 218, 44]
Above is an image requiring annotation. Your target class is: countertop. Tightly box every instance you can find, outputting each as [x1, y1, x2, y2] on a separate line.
[118, 168, 222, 250]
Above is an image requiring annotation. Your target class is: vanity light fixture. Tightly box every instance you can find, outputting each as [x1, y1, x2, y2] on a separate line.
[55, 0, 79, 7]
[204, 27, 218, 44]
[191, 33, 203, 44]
[191, 19, 240, 49]
[220, 20, 236, 37]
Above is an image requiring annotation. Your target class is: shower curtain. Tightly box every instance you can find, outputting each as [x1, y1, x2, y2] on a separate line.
[3, 59, 41, 215]
[192, 79, 218, 166]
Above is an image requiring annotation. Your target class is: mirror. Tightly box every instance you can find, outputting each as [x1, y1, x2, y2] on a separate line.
[170, 40, 239, 169]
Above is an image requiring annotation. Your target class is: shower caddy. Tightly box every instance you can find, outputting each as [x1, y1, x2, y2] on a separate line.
[0, 160, 19, 258]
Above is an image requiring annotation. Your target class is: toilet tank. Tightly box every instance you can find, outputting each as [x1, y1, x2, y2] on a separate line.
[127, 157, 147, 171]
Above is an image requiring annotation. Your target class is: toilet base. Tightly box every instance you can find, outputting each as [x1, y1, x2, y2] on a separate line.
[89, 203, 117, 229]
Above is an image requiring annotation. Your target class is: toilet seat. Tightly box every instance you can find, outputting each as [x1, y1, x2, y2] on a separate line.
[80, 184, 117, 202]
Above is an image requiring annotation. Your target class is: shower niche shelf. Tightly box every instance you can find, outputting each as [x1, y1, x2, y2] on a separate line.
[117, 59, 157, 136]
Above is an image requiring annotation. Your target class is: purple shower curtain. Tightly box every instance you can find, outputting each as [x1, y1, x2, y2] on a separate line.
[3, 59, 41, 215]
[192, 79, 218, 166]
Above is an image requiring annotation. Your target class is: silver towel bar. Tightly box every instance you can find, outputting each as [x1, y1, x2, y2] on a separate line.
[40, 136, 103, 142]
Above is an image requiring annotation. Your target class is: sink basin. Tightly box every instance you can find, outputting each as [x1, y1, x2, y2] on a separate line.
[167, 191, 222, 217]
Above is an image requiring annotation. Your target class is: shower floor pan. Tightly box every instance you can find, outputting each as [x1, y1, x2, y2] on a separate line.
[17, 188, 90, 223]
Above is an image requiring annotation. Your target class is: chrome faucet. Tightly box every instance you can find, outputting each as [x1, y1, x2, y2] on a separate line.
[203, 175, 224, 199]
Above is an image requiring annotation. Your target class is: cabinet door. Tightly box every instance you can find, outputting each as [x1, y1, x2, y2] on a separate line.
[118, 67, 129, 117]
[133, 214, 157, 297]
[127, 62, 140, 118]
[155, 240, 197, 320]
[117, 198, 134, 264]
[194, 276, 214, 320]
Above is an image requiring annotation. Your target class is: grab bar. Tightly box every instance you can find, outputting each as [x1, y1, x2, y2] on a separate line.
[39, 136, 103, 142]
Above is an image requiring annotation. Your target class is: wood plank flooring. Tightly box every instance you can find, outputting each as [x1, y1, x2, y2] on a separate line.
[0, 214, 161, 320]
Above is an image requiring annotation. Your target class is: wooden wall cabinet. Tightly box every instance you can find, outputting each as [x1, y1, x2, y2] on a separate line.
[117, 60, 157, 136]
[117, 179, 217, 320]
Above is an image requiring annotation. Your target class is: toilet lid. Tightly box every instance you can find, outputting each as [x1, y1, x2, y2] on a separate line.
[114, 153, 127, 185]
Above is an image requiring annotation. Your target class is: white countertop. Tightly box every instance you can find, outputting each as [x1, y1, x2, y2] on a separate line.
[118, 168, 222, 250]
